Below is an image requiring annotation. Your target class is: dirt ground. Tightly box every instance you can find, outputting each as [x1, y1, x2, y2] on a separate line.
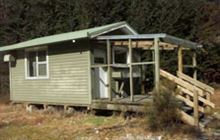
[0, 93, 218, 140]
[212, 88, 220, 109]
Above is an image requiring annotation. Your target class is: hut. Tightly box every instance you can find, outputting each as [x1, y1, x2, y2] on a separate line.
[0, 22, 215, 126]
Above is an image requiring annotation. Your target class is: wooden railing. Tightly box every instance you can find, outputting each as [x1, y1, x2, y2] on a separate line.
[177, 71, 214, 106]
[160, 69, 215, 127]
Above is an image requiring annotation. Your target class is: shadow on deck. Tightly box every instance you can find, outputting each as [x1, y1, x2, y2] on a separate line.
[91, 95, 153, 112]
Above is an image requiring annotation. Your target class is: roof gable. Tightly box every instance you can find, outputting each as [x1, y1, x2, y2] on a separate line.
[0, 21, 137, 51]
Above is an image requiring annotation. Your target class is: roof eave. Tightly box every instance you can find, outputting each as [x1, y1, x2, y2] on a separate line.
[96, 33, 202, 49]
[163, 34, 202, 49]
[0, 22, 138, 52]
[0, 36, 88, 52]
[89, 22, 138, 38]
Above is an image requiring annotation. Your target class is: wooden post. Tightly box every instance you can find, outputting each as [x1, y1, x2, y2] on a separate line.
[141, 50, 145, 95]
[9, 61, 12, 97]
[107, 39, 112, 101]
[64, 105, 68, 112]
[129, 39, 134, 102]
[178, 47, 183, 73]
[192, 52, 197, 79]
[154, 38, 160, 92]
[115, 81, 119, 93]
[152, 50, 155, 61]
[206, 92, 211, 111]
[43, 104, 48, 111]
[178, 47, 191, 99]
[193, 89, 199, 127]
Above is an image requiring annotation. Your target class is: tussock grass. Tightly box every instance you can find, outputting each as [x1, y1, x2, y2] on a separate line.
[0, 95, 207, 139]
[146, 80, 181, 132]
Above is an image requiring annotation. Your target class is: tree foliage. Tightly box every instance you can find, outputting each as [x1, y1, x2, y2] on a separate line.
[0, 0, 219, 82]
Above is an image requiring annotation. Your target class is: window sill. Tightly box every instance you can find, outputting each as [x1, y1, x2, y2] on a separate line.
[25, 77, 49, 80]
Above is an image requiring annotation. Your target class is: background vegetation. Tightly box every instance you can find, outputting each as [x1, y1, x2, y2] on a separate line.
[0, 0, 219, 82]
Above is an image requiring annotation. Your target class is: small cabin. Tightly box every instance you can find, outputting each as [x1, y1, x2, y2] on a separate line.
[0, 22, 215, 126]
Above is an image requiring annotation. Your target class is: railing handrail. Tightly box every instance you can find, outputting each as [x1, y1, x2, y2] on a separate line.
[160, 69, 215, 108]
[178, 86, 215, 108]
[160, 69, 204, 96]
[177, 71, 214, 94]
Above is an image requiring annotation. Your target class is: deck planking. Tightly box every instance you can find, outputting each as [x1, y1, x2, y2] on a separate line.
[91, 94, 153, 112]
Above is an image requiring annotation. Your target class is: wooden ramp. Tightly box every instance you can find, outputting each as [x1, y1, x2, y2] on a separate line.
[160, 69, 215, 127]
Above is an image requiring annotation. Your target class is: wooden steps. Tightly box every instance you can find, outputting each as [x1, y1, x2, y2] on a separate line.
[160, 69, 215, 127]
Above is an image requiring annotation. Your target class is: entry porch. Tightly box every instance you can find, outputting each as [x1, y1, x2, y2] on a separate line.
[90, 34, 215, 127]
[90, 33, 200, 102]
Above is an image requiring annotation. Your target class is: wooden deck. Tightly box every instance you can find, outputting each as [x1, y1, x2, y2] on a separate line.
[91, 95, 153, 112]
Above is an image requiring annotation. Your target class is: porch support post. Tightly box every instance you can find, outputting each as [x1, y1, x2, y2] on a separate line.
[154, 38, 160, 92]
[192, 51, 197, 79]
[107, 39, 112, 101]
[178, 47, 183, 73]
[129, 39, 134, 102]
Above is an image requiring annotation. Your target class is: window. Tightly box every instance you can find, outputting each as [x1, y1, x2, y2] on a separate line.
[113, 47, 128, 64]
[93, 48, 106, 64]
[94, 57, 105, 64]
[25, 48, 48, 79]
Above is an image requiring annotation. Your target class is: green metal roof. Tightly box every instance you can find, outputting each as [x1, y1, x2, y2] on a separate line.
[0, 21, 137, 51]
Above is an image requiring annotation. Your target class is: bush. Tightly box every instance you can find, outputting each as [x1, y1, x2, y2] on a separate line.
[147, 81, 181, 131]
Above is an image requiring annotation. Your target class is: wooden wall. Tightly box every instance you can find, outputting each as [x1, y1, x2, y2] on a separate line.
[10, 40, 91, 105]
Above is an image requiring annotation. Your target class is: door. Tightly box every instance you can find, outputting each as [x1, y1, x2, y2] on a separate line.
[93, 48, 108, 99]
[94, 67, 108, 98]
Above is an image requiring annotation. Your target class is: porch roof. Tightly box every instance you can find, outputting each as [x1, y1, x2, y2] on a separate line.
[96, 33, 202, 49]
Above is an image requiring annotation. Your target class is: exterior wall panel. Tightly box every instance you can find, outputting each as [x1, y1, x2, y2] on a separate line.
[10, 40, 91, 105]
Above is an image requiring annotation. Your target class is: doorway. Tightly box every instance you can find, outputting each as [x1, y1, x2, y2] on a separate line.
[92, 48, 108, 99]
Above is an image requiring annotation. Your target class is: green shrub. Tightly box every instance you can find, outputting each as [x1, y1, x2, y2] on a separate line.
[147, 81, 181, 131]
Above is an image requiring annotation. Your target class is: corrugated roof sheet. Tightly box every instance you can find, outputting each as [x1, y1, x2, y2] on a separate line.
[0, 21, 137, 51]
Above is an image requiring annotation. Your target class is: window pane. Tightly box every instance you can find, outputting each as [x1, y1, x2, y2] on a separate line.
[38, 50, 46, 62]
[28, 52, 37, 77]
[114, 50, 127, 64]
[38, 64, 47, 76]
[94, 57, 104, 64]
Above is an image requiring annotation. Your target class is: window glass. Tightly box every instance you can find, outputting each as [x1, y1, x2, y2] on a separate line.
[28, 52, 37, 77]
[38, 50, 46, 62]
[114, 50, 127, 64]
[38, 64, 47, 76]
[94, 57, 104, 64]
[26, 49, 48, 78]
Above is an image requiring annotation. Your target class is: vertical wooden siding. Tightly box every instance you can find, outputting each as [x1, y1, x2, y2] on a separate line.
[10, 41, 91, 105]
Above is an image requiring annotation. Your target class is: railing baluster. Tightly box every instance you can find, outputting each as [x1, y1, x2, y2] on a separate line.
[193, 89, 199, 127]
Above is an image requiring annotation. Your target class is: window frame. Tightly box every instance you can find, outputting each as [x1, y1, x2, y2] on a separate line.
[25, 46, 49, 80]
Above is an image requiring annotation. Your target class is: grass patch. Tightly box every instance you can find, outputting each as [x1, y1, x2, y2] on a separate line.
[79, 115, 121, 126]
[0, 93, 210, 139]
[0, 125, 57, 140]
